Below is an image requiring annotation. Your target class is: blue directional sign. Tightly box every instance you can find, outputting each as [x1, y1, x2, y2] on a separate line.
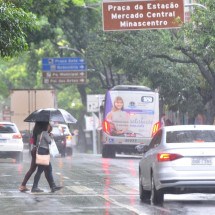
[42, 57, 87, 72]
[42, 64, 87, 71]
[42, 57, 85, 65]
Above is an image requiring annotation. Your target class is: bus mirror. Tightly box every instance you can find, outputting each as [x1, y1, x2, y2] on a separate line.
[100, 105, 104, 113]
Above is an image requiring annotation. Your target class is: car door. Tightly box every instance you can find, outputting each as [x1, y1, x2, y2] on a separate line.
[141, 130, 162, 189]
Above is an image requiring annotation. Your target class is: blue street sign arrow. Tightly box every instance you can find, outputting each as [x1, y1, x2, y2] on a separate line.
[42, 57, 85, 65]
[42, 63, 87, 71]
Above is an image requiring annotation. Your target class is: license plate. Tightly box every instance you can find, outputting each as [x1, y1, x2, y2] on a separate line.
[125, 139, 137, 143]
[192, 157, 212, 165]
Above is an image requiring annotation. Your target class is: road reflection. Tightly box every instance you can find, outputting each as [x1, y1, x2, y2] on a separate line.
[102, 158, 111, 215]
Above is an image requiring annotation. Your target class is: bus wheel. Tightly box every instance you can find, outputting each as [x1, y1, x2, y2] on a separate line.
[102, 146, 115, 158]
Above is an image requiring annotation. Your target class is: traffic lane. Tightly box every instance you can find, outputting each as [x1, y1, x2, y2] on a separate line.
[2, 192, 215, 215]
[35, 154, 215, 215]
[163, 193, 215, 214]
[1, 153, 215, 214]
[0, 154, 160, 214]
[0, 153, 145, 215]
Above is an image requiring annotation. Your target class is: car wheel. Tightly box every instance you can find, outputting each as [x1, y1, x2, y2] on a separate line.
[150, 174, 164, 205]
[66, 147, 73, 156]
[16, 152, 23, 164]
[139, 170, 150, 202]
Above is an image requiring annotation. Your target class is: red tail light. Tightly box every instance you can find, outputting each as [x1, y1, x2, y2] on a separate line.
[157, 153, 183, 162]
[102, 120, 111, 134]
[151, 122, 160, 137]
[13, 133, 22, 139]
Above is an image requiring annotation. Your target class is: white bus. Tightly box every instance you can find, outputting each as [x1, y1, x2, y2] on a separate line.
[101, 85, 160, 158]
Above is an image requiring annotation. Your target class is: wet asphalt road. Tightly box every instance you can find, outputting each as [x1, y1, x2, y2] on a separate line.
[1, 150, 215, 215]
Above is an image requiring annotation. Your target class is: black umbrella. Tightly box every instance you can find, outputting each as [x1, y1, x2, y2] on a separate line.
[24, 108, 77, 124]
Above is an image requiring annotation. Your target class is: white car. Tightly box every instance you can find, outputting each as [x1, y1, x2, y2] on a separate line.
[138, 125, 215, 205]
[0, 122, 24, 163]
[51, 124, 77, 156]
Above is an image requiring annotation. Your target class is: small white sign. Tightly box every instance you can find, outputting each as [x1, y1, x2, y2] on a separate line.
[84, 115, 99, 131]
[87, 94, 105, 112]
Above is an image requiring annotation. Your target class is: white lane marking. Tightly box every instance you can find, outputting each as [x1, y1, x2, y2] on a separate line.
[0, 194, 138, 198]
[54, 172, 70, 179]
[63, 176, 70, 179]
[65, 185, 145, 214]
[111, 185, 138, 194]
[99, 194, 147, 215]
[66, 186, 96, 194]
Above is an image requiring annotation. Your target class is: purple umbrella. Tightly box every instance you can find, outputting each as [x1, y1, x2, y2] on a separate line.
[24, 108, 77, 124]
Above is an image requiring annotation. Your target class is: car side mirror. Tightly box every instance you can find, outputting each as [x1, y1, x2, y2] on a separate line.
[135, 144, 149, 153]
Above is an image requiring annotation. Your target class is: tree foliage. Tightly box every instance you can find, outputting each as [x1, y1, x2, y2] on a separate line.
[85, 0, 215, 122]
[0, 0, 38, 57]
[0, 0, 215, 124]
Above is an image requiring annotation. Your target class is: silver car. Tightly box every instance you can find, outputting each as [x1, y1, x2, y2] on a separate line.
[138, 125, 215, 205]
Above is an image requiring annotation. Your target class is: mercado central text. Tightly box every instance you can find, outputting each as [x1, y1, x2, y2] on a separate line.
[107, 2, 180, 27]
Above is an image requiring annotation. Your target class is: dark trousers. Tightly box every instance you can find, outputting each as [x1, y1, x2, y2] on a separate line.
[21, 147, 37, 186]
[32, 147, 55, 188]
[21, 147, 54, 188]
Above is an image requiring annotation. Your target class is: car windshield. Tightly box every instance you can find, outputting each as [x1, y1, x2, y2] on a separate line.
[166, 130, 215, 143]
[52, 125, 71, 136]
[52, 127, 62, 136]
[0, 124, 17, 133]
[60, 126, 70, 135]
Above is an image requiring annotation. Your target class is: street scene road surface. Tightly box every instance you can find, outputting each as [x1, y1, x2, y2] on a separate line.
[1, 151, 215, 215]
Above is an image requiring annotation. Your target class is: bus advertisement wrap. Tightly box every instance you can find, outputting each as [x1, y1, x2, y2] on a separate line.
[101, 85, 160, 158]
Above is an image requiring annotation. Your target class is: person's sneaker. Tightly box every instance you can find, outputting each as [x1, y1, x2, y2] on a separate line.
[19, 186, 30, 192]
[31, 187, 44, 193]
[51, 186, 63, 193]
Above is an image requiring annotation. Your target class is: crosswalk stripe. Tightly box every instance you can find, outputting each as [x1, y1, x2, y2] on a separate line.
[111, 185, 138, 194]
[66, 186, 96, 194]
[65, 184, 138, 195]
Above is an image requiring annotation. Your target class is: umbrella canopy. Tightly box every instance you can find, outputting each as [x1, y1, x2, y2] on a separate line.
[24, 108, 77, 124]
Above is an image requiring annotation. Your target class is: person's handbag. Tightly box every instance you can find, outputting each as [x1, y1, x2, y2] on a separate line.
[35, 132, 50, 166]
[36, 153, 50, 165]
[50, 138, 60, 157]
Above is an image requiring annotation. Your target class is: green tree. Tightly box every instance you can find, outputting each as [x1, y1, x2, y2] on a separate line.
[86, 0, 215, 123]
[1, 0, 214, 126]
[0, 0, 37, 57]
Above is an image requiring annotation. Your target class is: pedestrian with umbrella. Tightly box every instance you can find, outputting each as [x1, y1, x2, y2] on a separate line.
[24, 108, 77, 124]
[19, 108, 77, 193]
[31, 122, 63, 193]
[19, 122, 62, 192]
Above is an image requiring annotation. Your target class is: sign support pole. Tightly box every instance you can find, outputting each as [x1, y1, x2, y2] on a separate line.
[92, 112, 97, 154]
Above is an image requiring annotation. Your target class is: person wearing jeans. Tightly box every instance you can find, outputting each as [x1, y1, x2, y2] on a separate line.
[19, 122, 62, 193]
[31, 123, 63, 193]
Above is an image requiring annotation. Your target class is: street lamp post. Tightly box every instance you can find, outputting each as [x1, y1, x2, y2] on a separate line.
[58, 45, 84, 58]
[80, 3, 101, 11]
[184, 2, 207, 26]
[185, 3, 207, 10]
